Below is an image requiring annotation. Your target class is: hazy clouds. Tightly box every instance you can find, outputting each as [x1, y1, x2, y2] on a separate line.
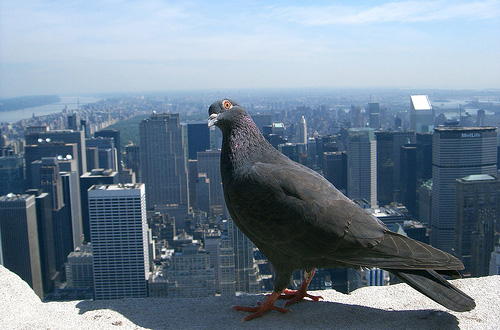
[1, 0, 499, 97]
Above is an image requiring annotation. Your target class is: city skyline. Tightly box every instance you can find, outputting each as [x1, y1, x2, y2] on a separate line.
[1, 0, 499, 97]
[0, 90, 499, 306]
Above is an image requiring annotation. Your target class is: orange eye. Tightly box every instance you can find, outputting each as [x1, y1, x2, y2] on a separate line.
[223, 100, 232, 109]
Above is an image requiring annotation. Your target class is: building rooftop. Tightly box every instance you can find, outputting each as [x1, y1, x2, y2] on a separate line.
[0, 193, 32, 202]
[410, 95, 432, 110]
[434, 126, 497, 132]
[461, 174, 496, 182]
[81, 169, 118, 178]
[89, 183, 143, 191]
[1, 265, 499, 329]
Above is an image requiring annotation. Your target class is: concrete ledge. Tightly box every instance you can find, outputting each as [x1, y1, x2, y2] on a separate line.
[1, 265, 499, 329]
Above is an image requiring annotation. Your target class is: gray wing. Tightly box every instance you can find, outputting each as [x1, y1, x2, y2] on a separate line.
[227, 159, 463, 270]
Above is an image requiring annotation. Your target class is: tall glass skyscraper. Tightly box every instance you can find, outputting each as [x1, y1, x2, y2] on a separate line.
[139, 113, 188, 209]
[89, 183, 149, 300]
[431, 126, 498, 253]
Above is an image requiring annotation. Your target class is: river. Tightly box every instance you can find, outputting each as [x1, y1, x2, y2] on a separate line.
[0, 96, 101, 123]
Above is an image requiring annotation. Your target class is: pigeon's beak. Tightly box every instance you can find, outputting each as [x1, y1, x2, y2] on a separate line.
[208, 113, 218, 127]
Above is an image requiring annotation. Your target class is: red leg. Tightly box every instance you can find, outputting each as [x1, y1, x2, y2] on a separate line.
[233, 291, 290, 321]
[277, 269, 323, 306]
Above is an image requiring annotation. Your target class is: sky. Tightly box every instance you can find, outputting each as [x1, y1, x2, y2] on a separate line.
[0, 0, 499, 97]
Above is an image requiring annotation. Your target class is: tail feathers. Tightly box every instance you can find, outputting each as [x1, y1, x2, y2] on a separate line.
[390, 269, 475, 312]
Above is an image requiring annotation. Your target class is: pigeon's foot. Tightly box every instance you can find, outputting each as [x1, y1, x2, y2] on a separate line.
[233, 292, 290, 321]
[277, 268, 323, 306]
[278, 288, 324, 306]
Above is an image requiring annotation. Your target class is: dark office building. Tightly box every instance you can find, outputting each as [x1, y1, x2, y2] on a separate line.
[67, 113, 81, 132]
[0, 154, 25, 195]
[188, 159, 198, 210]
[86, 137, 117, 171]
[125, 143, 141, 182]
[86, 147, 99, 172]
[95, 129, 122, 171]
[251, 114, 272, 134]
[416, 133, 433, 185]
[315, 135, 335, 169]
[375, 131, 416, 207]
[455, 174, 500, 276]
[0, 193, 43, 299]
[61, 171, 83, 248]
[309, 268, 351, 294]
[197, 150, 224, 216]
[139, 113, 188, 209]
[25, 129, 87, 177]
[25, 189, 57, 296]
[400, 144, 417, 216]
[24, 142, 78, 188]
[323, 151, 347, 194]
[35, 158, 73, 273]
[278, 143, 307, 164]
[80, 169, 118, 242]
[368, 102, 380, 129]
[186, 122, 210, 160]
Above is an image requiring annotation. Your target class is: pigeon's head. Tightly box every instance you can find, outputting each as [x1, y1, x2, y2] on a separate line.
[208, 99, 247, 130]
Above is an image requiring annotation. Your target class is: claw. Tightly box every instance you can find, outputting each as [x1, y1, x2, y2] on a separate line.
[232, 292, 290, 321]
[278, 269, 323, 306]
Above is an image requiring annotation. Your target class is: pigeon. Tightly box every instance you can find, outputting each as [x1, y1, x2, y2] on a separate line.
[208, 98, 475, 321]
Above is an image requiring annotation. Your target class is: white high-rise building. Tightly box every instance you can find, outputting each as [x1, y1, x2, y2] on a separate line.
[89, 183, 149, 300]
[410, 95, 434, 133]
[299, 116, 308, 145]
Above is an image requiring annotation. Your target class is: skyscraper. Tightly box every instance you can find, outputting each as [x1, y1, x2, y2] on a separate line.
[186, 122, 210, 160]
[26, 129, 87, 177]
[400, 144, 417, 216]
[455, 174, 500, 276]
[24, 142, 78, 188]
[251, 114, 272, 134]
[416, 133, 433, 186]
[60, 171, 83, 249]
[80, 169, 118, 242]
[368, 102, 380, 129]
[0, 193, 43, 298]
[125, 143, 141, 181]
[25, 189, 57, 295]
[323, 151, 347, 194]
[431, 126, 498, 252]
[298, 115, 308, 145]
[410, 95, 434, 133]
[0, 154, 25, 195]
[95, 129, 122, 172]
[348, 128, 377, 208]
[197, 149, 224, 216]
[36, 158, 73, 272]
[375, 131, 416, 206]
[139, 113, 188, 209]
[227, 217, 262, 294]
[67, 113, 81, 132]
[86, 137, 117, 171]
[65, 244, 93, 289]
[89, 183, 149, 300]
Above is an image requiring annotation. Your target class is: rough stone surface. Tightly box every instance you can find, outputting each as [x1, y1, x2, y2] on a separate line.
[1, 265, 498, 329]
